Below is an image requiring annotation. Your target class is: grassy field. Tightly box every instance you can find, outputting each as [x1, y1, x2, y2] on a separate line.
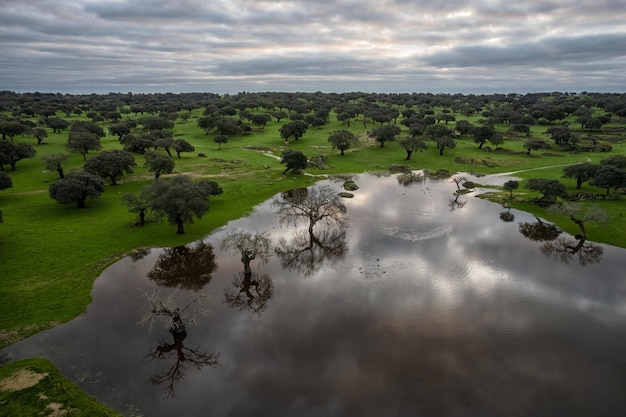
[1, 106, 625, 345]
[1, 96, 625, 415]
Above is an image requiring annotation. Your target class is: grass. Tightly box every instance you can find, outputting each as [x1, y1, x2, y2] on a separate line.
[0, 358, 122, 416]
[1, 108, 625, 346]
[0, 100, 625, 415]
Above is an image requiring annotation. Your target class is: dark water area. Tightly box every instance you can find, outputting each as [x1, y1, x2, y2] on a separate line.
[4, 172, 626, 417]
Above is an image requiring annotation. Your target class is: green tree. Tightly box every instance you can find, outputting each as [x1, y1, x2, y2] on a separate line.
[145, 152, 175, 179]
[280, 150, 307, 174]
[250, 113, 272, 130]
[109, 123, 131, 142]
[600, 155, 626, 169]
[0, 171, 12, 190]
[503, 180, 519, 199]
[279, 120, 308, 143]
[173, 139, 194, 159]
[32, 127, 48, 145]
[141, 174, 214, 234]
[84, 150, 136, 185]
[41, 153, 68, 179]
[399, 136, 427, 161]
[369, 124, 401, 148]
[328, 130, 358, 156]
[562, 162, 600, 189]
[46, 117, 70, 134]
[48, 171, 105, 208]
[589, 165, 626, 196]
[523, 140, 547, 155]
[67, 130, 102, 160]
[121, 192, 149, 226]
[426, 124, 456, 155]
[525, 178, 568, 202]
[0, 120, 26, 141]
[214, 135, 228, 150]
[0, 141, 36, 171]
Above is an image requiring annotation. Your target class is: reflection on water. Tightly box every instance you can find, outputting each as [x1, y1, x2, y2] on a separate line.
[3, 173, 626, 417]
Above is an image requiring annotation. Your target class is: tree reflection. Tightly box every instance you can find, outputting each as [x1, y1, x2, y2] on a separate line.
[221, 231, 274, 314]
[499, 209, 515, 223]
[518, 216, 562, 241]
[273, 185, 349, 276]
[540, 236, 603, 266]
[141, 290, 218, 399]
[147, 241, 217, 291]
[448, 194, 467, 211]
[275, 227, 347, 277]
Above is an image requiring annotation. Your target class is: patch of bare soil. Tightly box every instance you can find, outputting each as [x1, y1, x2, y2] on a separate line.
[0, 369, 48, 391]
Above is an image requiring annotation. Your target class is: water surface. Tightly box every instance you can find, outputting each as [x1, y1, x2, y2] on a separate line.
[4, 172, 626, 417]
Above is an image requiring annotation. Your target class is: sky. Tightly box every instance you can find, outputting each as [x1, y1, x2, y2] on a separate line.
[1, 0, 626, 95]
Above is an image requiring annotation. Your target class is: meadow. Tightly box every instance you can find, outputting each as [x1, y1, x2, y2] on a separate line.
[1, 92, 625, 415]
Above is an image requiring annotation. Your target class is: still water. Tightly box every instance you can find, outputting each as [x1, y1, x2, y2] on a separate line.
[4, 172, 626, 417]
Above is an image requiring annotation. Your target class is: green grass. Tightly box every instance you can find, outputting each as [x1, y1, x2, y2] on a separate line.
[1, 108, 625, 348]
[0, 358, 122, 416]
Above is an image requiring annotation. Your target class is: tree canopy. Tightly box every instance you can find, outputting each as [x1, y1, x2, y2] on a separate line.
[84, 150, 136, 185]
[140, 174, 216, 234]
[280, 150, 307, 175]
[328, 129, 358, 156]
[48, 171, 105, 208]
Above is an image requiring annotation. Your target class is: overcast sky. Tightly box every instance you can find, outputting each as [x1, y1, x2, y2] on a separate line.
[1, 0, 626, 95]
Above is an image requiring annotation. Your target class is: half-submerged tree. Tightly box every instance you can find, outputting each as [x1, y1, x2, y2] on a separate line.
[84, 150, 136, 185]
[141, 174, 216, 234]
[48, 171, 105, 208]
[273, 185, 348, 276]
[140, 289, 218, 398]
[221, 231, 274, 314]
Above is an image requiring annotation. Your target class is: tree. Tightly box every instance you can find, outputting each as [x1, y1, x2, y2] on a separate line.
[399, 136, 427, 161]
[589, 165, 626, 196]
[523, 140, 548, 155]
[84, 150, 136, 185]
[109, 123, 131, 142]
[250, 113, 272, 130]
[141, 174, 214, 234]
[0, 171, 12, 190]
[471, 124, 502, 149]
[279, 120, 308, 142]
[454, 120, 474, 136]
[0, 120, 26, 141]
[562, 163, 600, 189]
[214, 135, 228, 150]
[503, 180, 519, 199]
[525, 178, 568, 202]
[280, 150, 307, 174]
[369, 124, 401, 148]
[600, 155, 626, 169]
[41, 153, 68, 179]
[67, 130, 101, 160]
[145, 152, 175, 179]
[426, 124, 456, 155]
[121, 192, 149, 226]
[213, 117, 241, 136]
[273, 184, 347, 237]
[140, 116, 174, 131]
[147, 242, 217, 290]
[173, 139, 194, 159]
[327, 130, 358, 156]
[32, 127, 48, 145]
[48, 171, 105, 208]
[46, 117, 69, 133]
[0, 141, 36, 171]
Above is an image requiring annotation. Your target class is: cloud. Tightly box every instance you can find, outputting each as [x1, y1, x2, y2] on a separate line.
[1, 0, 625, 93]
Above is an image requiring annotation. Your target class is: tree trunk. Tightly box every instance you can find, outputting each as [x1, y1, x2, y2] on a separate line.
[175, 215, 185, 234]
[405, 150, 413, 161]
[110, 176, 118, 185]
[340, 149, 345, 156]
[57, 166, 64, 179]
[77, 199, 86, 208]
[576, 177, 582, 189]
[439, 146, 444, 156]
[138, 209, 145, 226]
